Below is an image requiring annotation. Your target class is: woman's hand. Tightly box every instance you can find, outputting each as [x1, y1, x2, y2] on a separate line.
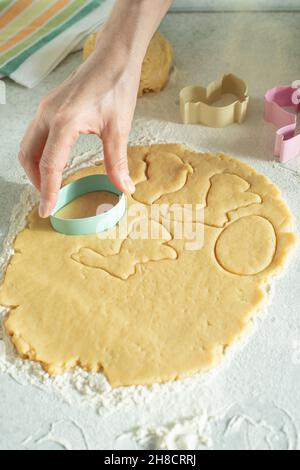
[19, 46, 140, 218]
[18, 0, 172, 218]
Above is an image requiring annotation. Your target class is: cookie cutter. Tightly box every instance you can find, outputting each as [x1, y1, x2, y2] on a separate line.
[264, 85, 300, 163]
[50, 175, 126, 236]
[179, 73, 249, 127]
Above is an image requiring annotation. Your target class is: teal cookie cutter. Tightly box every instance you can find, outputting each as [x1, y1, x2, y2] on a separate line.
[50, 174, 126, 236]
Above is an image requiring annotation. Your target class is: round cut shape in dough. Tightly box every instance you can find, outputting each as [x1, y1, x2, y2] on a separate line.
[0, 144, 297, 387]
[215, 216, 277, 276]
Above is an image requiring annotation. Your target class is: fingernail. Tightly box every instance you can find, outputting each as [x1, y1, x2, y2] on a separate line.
[122, 174, 135, 194]
[39, 199, 52, 218]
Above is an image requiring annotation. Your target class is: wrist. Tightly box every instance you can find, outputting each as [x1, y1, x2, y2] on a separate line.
[94, 28, 144, 73]
[98, 0, 172, 66]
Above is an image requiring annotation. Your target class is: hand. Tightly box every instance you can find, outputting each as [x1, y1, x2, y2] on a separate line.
[18, 0, 172, 218]
[19, 44, 140, 218]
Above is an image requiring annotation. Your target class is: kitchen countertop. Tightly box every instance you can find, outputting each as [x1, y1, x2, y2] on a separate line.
[0, 11, 300, 450]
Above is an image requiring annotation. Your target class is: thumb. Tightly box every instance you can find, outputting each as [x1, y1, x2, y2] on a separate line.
[102, 126, 135, 194]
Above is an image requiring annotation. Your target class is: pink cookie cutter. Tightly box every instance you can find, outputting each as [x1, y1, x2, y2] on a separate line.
[264, 85, 300, 163]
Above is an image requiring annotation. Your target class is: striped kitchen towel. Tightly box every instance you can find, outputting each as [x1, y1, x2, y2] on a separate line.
[0, 0, 113, 87]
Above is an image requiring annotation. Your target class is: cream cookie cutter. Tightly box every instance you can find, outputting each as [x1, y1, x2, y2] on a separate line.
[264, 85, 300, 163]
[50, 175, 126, 236]
[180, 73, 249, 127]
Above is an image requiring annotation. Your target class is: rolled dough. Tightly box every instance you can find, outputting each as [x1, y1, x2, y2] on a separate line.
[0, 144, 297, 387]
[83, 31, 173, 97]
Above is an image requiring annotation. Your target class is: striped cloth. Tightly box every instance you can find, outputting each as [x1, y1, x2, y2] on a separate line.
[0, 0, 112, 87]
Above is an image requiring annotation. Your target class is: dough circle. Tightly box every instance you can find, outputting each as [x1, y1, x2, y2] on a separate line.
[0, 144, 296, 387]
[215, 216, 277, 276]
[83, 31, 173, 97]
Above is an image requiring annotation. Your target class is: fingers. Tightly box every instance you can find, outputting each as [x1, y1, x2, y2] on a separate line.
[39, 123, 77, 218]
[19, 118, 48, 190]
[102, 125, 135, 194]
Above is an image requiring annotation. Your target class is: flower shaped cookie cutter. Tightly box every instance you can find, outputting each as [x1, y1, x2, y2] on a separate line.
[50, 174, 126, 236]
[264, 85, 300, 163]
[179, 73, 249, 127]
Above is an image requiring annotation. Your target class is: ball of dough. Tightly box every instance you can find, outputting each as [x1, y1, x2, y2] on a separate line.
[83, 31, 173, 97]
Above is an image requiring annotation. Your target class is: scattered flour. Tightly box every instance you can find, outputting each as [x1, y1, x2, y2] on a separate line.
[115, 414, 213, 450]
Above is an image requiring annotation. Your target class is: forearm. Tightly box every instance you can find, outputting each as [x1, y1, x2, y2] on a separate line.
[95, 0, 173, 69]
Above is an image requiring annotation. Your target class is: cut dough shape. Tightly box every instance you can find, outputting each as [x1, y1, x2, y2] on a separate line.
[72, 219, 177, 280]
[204, 174, 262, 227]
[83, 31, 173, 97]
[215, 216, 277, 275]
[0, 144, 297, 387]
[133, 152, 193, 204]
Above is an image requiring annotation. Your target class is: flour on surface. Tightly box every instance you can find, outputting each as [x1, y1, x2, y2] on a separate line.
[115, 414, 213, 450]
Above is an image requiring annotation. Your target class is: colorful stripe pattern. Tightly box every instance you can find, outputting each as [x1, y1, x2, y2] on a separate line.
[0, 0, 103, 76]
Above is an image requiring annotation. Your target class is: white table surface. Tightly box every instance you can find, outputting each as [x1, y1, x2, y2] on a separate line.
[0, 11, 300, 450]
